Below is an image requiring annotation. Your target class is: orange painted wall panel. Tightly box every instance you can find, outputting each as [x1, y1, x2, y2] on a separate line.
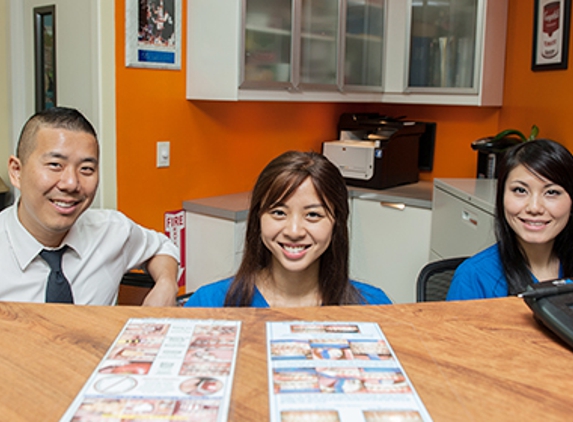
[116, 0, 571, 231]
[499, 0, 573, 145]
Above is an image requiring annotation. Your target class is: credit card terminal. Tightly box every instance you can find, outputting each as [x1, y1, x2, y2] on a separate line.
[521, 279, 573, 350]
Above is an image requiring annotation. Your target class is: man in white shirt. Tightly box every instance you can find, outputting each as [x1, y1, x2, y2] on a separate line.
[1, 107, 179, 305]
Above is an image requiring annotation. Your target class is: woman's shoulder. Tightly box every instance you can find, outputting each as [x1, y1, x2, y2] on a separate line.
[350, 280, 392, 305]
[470, 243, 500, 259]
[458, 244, 502, 271]
[184, 277, 233, 307]
[447, 243, 507, 300]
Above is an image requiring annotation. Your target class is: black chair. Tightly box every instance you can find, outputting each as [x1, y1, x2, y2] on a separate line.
[416, 257, 468, 302]
[176, 292, 193, 307]
[119, 271, 192, 306]
[118, 272, 155, 306]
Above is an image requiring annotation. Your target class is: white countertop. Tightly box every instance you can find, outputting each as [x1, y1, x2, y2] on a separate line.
[183, 181, 434, 221]
[183, 192, 251, 222]
[434, 178, 497, 214]
[349, 181, 433, 209]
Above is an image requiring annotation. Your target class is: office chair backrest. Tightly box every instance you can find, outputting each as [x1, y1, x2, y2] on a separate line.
[119, 271, 193, 306]
[416, 257, 468, 302]
[118, 272, 155, 306]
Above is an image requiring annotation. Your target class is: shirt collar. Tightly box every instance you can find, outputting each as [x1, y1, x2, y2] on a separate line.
[62, 216, 88, 258]
[252, 285, 270, 307]
[6, 204, 44, 270]
[6, 203, 84, 270]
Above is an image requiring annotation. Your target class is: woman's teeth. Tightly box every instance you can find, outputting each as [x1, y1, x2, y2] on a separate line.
[524, 220, 546, 226]
[284, 245, 306, 253]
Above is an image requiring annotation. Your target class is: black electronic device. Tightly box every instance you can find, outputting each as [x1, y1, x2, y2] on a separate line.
[336, 113, 437, 172]
[521, 279, 573, 350]
[322, 113, 436, 190]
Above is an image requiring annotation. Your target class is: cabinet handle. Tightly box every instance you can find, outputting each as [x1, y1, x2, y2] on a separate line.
[462, 209, 478, 226]
[380, 202, 406, 211]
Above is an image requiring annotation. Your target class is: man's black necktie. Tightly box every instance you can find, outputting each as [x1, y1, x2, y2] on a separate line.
[40, 246, 74, 304]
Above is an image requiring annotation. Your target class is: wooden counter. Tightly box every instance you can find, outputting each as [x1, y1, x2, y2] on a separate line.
[0, 298, 571, 421]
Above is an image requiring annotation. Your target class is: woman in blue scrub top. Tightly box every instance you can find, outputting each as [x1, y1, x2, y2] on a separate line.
[447, 139, 573, 300]
[185, 151, 392, 308]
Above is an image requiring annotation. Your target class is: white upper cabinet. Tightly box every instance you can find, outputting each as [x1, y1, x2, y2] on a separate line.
[382, 0, 508, 106]
[186, 0, 507, 105]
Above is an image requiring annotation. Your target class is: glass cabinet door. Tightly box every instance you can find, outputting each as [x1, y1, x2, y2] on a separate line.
[344, 0, 385, 90]
[299, 0, 340, 88]
[242, 0, 293, 87]
[408, 0, 478, 90]
[241, 0, 386, 93]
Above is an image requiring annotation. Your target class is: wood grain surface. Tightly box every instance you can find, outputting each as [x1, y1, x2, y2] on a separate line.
[0, 298, 571, 421]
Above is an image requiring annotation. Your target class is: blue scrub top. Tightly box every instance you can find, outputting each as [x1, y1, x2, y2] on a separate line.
[185, 277, 392, 307]
[446, 243, 563, 301]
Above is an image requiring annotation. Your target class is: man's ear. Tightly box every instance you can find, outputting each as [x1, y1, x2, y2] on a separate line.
[8, 155, 22, 190]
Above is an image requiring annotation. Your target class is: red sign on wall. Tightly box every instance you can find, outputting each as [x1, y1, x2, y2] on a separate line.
[164, 209, 186, 290]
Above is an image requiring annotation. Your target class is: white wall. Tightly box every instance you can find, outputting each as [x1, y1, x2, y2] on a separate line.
[0, 0, 11, 197]
[8, 0, 116, 209]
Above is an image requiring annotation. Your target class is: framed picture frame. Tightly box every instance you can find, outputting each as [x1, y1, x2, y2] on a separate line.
[125, 0, 182, 69]
[532, 0, 572, 71]
[34, 5, 56, 112]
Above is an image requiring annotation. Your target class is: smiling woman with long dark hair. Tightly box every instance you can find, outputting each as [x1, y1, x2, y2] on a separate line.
[185, 150, 392, 308]
[447, 139, 573, 300]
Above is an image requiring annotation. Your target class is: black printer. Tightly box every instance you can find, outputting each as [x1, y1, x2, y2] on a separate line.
[322, 113, 435, 190]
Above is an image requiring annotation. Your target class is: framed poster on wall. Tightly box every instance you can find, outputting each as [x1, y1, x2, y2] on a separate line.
[125, 0, 182, 69]
[532, 0, 571, 71]
[34, 5, 56, 111]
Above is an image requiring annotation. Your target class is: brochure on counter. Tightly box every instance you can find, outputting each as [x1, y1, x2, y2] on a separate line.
[60, 318, 241, 422]
[267, 321, 432, 422]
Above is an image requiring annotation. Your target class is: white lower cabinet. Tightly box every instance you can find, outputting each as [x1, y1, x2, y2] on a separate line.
[185, 212, 246, 293]
[429, 178, 496, 261]
[350, 197, 432, 304]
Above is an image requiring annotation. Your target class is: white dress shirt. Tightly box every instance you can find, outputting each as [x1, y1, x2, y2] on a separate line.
[0, 204, 179, 305]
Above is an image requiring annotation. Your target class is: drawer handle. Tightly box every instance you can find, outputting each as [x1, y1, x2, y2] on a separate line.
[462, 210, 478, 226]
[380, 202, 406, 211]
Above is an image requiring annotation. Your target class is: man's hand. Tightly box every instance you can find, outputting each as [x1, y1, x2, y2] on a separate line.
[142, 255, 179, 307]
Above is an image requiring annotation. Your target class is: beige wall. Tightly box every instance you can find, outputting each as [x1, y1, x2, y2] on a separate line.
[0, 0, 11, 194]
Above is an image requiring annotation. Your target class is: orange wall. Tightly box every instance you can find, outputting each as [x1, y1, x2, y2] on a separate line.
[499, 1, 573, 143]
[116, 0, 568, 231]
